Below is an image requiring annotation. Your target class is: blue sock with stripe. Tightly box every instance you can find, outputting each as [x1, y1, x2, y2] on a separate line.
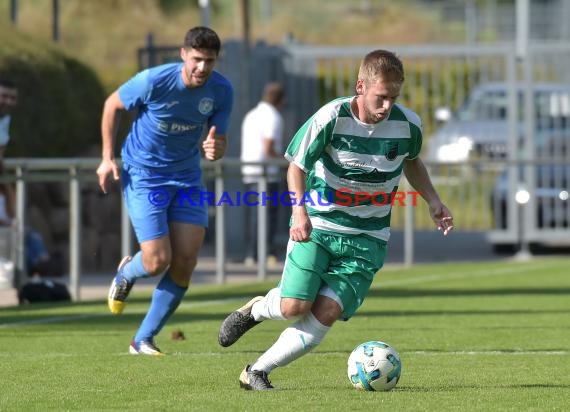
[134, 272, 187, 342]
[120, 252, 150, 282]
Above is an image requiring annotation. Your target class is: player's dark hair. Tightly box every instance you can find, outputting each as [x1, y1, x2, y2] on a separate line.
[184, 26, 221, 54]
[262, 82, 285, 106]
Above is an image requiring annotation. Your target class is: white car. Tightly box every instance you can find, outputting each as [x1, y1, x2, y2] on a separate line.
[426, 82, 570, 163]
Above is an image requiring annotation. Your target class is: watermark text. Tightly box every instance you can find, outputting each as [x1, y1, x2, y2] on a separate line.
[147, 188, 422, 207]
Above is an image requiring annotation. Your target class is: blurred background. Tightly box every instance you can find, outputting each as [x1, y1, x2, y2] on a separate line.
[0, 0, 568, 295]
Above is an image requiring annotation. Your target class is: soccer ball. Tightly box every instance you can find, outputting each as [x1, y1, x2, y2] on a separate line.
[347, 340, 402, 391]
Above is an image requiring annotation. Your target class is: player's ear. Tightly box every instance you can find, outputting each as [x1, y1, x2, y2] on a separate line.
[356, 79, 365, 95]
[180, 47, 187, 62]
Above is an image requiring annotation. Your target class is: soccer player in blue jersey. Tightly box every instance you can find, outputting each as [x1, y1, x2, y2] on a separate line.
[218, 50, 453, 389]
[96, 27, 233, 355]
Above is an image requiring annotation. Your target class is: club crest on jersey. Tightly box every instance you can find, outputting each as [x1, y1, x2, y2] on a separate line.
[198, 98, 214, 115]
[385, 143, 399, 161]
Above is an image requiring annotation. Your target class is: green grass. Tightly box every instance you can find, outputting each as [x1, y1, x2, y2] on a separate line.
[1, 258, 569, 411]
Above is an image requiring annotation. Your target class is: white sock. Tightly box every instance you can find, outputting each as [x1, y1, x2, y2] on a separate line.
[251, 287, 286, 321]
[250, 312, 330, 373]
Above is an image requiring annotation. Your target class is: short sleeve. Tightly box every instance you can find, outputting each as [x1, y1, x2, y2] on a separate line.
[118, 69, 153, 111]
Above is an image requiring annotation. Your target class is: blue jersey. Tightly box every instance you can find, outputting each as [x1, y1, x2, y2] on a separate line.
[119, 62, 233, 175]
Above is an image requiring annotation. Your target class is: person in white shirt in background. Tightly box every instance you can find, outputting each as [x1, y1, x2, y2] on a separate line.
[240, 82, 285, 267]
[0, 78, 18, 174]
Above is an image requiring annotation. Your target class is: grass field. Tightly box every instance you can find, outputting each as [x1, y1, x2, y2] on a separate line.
[1, 258, 569, 411]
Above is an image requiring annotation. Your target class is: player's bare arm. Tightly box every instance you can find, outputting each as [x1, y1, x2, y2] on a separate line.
[263, 138, 280, 158]
[97, 91, 125, 193]
[403, 158, 454, 236]
[287, 162, 312, 242]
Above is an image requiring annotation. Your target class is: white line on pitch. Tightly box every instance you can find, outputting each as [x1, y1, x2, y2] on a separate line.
[408, 350, 567, 355]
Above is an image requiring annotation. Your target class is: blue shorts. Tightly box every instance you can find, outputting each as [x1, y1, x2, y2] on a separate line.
[122, 164, 208, 243]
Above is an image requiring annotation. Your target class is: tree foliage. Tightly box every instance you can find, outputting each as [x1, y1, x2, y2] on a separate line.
[0, 25, 106, 157]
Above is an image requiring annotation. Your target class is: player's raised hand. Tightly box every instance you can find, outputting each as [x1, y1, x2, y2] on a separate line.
[96, 158, 120, 194]
[202, 126, 227, 161]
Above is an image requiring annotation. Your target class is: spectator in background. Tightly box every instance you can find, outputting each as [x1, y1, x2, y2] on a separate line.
[240, 82, 285, 267]
[0, 79, 56, 278]
[0, 78, 66, 302]
[0, 182, 53, 277]
[0, 182, 15, 227]
[0, 78, 18, 174]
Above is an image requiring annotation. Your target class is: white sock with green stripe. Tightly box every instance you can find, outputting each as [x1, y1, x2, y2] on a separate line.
[250, 312, 330, 373]
[251, 287, 286, 321]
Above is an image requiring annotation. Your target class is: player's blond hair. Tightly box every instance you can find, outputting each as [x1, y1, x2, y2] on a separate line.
[358, 50, 404, 86]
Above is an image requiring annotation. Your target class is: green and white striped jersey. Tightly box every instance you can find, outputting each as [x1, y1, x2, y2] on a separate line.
[284, 96, 422, 242]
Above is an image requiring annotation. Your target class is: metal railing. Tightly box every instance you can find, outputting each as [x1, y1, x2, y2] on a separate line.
[2, 157, 419, 301]
[6, 156, 570, 300]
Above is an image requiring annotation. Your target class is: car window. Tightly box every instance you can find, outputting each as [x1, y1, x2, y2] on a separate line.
[536, 91, 570, 117]
[456, 87, 570, 122]
[457, 90, 508, 121]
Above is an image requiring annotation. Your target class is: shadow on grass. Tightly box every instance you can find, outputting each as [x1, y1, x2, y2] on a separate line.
[0, 307, 233, 326]
[2, 285, 568, 326]
[398, 383, 570, 392]
[0, 291, 262, 325]
[366, 287, 570, 298]
[356, 308, 570, 318]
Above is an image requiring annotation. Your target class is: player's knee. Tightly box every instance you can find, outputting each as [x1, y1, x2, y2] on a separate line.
[281, 299, 312, 319]
[143, 255, 171, 276]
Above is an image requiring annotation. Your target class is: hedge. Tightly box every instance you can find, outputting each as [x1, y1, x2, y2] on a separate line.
[0, 25, 106, 157]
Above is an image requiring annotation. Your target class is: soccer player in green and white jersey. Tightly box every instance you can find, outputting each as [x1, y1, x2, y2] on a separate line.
[219, 49, 454, 390]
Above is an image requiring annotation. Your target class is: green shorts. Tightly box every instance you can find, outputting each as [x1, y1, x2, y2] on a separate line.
[280, 230, 387, 320]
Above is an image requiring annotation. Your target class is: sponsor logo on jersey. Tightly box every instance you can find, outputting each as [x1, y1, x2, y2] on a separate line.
[165, 100, 180, 109]
[198, 98, 214, 115]
[156, 120, 200, 134]
[385, 142, 399, 161]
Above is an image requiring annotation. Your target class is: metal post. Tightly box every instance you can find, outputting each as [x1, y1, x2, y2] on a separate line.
[506, 49, 519, 237]
[514, 190, 531, 260]
[516, 0, 529, 60]
[121, 196, 132, 259]
[465, 0, 477, 45]
[215, 163, 226, 284]
[241, 0, 252, 109]
[147, 32, 156, 67]
[52, 0, 60, 42]
[257, 173, 268, 281]
[260, 0, 272, 21]
[69, 166, 81, 300]
[403, 178, 414, 267]
[518, 0, 535, 258]
[10, 0, 17, 24]
[14, 166, 26, 289]
[199, 0, 211, 27]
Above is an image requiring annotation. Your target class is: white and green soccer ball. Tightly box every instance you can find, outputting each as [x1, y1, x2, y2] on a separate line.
[347, 340, 402, 391]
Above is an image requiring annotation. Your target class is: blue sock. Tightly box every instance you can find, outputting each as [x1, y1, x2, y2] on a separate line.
[134, 273, 187, 342]
[120, 252, 151, 282]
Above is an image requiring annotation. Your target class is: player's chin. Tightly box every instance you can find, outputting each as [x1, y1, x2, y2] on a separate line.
[192, 76, 208, 86]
